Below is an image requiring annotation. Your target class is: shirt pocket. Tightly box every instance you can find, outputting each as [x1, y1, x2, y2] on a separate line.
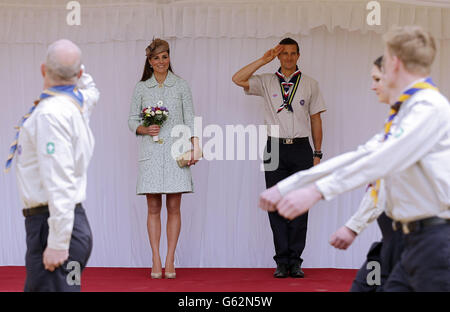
[267, 84, 282, 111]
[293, 90, 310, 120]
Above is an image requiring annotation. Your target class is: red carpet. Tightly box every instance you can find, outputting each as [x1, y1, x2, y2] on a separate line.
[0, 267, 357, 292]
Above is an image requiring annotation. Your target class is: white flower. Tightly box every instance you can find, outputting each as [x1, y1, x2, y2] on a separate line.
[163, 111, 168, 116]
[157, 101, 163, 106]
[156, 110, 162, 115]
[151, 111, 155, 116]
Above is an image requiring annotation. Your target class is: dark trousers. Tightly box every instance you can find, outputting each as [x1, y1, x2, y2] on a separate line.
[264, 137, 313, 266]
[350, 213, 404, 292]
[384, 222, 450, 292]
[24, 204, 93, 292]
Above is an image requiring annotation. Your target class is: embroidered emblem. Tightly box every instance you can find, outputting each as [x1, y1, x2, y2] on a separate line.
[46, 142, 55, 154]
[300, 99, 305, 106]
[393, 127, 404, 138]
[272, 94, 278, 98]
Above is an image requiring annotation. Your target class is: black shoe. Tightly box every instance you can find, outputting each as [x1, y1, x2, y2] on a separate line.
[289, 264, 305, 278]
[273, 264, 289, 278]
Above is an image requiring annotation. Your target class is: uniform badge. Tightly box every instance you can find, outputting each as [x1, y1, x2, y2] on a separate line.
[46, 142, 55, 154]
[393, 127, 404, 138]
[300, 99, 305, 106]
[272, 94, 278, 98]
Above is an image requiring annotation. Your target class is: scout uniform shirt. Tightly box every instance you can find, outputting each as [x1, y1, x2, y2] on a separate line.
[15, 71, 99, 250]
[277, 78, 450, 224]
[245, 70, 326, 138]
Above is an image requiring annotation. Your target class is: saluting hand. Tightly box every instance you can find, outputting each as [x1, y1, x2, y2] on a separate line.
[261, 45, 284, 65]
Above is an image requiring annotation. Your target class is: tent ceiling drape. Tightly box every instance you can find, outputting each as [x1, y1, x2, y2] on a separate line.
[1, 0, 449, 43]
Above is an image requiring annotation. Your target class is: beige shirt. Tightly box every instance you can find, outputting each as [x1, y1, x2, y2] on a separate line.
[15, 70, 99, 250]
[245, 72, 326, 138]
[277, 79, 450, 224]
[345, 180, 386, 234]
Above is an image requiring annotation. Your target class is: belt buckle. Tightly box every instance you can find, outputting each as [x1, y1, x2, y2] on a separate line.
[283, 138, 294, 144]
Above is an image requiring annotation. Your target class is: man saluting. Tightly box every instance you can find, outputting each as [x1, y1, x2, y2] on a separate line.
[233, 38, 326, 278]
[5, 39, 99, 291]
[260, 26, 450, 291]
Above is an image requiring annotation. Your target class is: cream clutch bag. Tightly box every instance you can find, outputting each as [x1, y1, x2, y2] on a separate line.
[176, 148, 203, 168]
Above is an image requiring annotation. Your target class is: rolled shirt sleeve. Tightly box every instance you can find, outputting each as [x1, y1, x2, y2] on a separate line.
[244, 75, 265, 97]
[128, 82, 143, 135]
[36, 112, 77, 251]
[316, 99, 445, 200]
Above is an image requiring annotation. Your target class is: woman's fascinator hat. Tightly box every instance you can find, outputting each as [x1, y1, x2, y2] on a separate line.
[145, 38, 170, 58]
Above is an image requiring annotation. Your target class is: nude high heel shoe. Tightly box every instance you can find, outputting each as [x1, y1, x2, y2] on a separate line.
[151, 272, 162, 279]
[151, 259, 162, 279]
[164, 270, 176, 279]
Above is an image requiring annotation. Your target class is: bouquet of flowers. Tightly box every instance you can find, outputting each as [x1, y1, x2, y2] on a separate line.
[141, 101, 169, 142]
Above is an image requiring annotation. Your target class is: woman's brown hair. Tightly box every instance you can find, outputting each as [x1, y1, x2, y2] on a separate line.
[140, 38, 174, 81]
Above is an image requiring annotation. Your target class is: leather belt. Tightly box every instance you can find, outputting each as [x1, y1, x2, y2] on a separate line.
[23, 203, 82, 217]
[23, 205, 49, 217]
[392, 216, 450, 234]
[268, 136, 309, 145]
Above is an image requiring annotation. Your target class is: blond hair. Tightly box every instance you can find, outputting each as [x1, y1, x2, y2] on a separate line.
[383, 26, 436, 76]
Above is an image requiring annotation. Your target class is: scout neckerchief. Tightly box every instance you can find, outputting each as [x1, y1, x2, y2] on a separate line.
[369, 77, 438, 205]
[4, 85, 83, 173]
[275, 67, 301, 113]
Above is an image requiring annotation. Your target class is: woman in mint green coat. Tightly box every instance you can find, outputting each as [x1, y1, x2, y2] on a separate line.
[128, 39, 201, 279]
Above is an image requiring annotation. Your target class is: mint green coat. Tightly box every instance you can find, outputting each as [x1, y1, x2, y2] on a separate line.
[128, 71, 195, 194]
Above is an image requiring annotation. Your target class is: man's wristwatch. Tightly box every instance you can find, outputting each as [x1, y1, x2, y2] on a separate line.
[313, 151, 323, 159]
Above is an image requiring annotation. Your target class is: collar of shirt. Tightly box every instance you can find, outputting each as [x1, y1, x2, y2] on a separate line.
[39, 84, 85, 109]
[398, 77, 428, 97]
[278, 70, 298, 82]
[145, 70, 176, 88]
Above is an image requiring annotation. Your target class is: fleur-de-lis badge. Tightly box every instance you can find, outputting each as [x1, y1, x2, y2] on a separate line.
[46, 142, 55, 154]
